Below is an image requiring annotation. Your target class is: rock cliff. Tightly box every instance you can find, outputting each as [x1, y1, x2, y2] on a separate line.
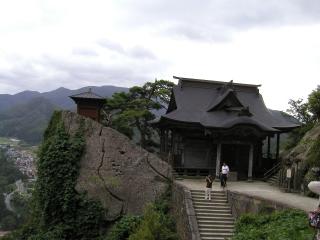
[61, 111, 172, 220]
[283, 123, 320, 163]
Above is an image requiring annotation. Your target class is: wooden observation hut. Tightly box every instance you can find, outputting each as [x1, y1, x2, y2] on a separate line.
[70, 89, 105, 122]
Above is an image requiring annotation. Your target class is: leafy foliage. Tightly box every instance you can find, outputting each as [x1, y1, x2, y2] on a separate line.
[287, 98, 312, 124]
[106, 215, 142, 240]
[308, 85, 320, 121]
[285, 85, 320, 150]
[232, 209, 315, 240]
[128, 184, 178, 240]
[283, 122, 315, 150]
[102, 79, 174, 150]
[3, 111, 108, 240]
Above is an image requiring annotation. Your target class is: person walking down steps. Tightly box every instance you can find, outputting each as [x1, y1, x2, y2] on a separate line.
[205, 175, 213, 200]
[221, 162, 230, 188]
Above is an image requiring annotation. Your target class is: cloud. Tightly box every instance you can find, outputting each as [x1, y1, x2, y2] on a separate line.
[115, 0, 320, 42]
[97, 38, 157, 60]
[97, 39, 125, 54]
[72, 48, 98, 57]
[0, 50, 168, 93]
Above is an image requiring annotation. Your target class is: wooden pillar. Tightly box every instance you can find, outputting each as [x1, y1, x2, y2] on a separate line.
[248, 144, 254, 182]
[160, 129, 165, 154]
[215, 143, 222, 180]
[164, 130, 169, 154]
[276, 133, 280, 161]
[267, 136, 271, 159]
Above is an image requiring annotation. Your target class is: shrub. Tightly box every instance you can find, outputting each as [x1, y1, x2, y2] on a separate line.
[106, 215, 142, 240]
[232, 209, 315, 240]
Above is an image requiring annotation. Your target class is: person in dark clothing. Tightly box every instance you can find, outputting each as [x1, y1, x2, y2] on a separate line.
[205, 175, 213, 200]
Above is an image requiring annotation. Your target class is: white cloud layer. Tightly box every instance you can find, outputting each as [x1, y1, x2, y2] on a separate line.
[0, 0, 319, 110]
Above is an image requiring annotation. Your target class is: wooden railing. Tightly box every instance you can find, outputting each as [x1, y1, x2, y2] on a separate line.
[263, 161, 281, 181]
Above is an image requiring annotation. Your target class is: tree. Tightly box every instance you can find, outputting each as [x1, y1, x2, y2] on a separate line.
[286, 98, 312, 124]
[308, 85, 320, 121]
[102, 80, 174, 150]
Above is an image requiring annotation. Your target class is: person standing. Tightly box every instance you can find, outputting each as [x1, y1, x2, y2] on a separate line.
[205, 175, 213, 200]
[221, 162, 229, 188]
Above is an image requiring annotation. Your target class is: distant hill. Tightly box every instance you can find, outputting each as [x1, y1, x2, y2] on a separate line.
[0, 97, 57, 144]
[0, 86, 128, 144]
[0, 85, 128, 112]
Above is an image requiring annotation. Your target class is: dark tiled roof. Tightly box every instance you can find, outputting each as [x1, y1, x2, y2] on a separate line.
[156, 77, 300, 132]
[70, 90, 104, 100]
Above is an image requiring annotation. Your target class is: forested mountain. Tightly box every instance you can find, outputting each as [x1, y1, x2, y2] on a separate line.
[0, 86, 128, 112]
[0, 97, 57, 144]
[0, 86, 128, 144]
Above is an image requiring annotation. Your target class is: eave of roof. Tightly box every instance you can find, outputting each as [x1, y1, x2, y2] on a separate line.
[173, 76, 262, 88]
[69, 90, 104, 100]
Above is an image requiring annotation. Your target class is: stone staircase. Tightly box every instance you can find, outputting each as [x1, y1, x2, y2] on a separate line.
[191, 190, 235, 240]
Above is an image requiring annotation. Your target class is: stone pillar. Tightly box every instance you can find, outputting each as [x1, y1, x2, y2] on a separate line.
[215, 143, 222, 180]
[248, 144, 254, 182]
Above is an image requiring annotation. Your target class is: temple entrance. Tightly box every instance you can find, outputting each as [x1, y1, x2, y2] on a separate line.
[221, 144, 250, 180]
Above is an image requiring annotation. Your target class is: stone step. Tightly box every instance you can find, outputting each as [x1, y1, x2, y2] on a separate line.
[198, 223, 235, 229]
[199, 227, 234, 233]
[191, 190, 225, 193]
[200, 231, 234, 238]
[201, 237, 232, 240]
[192, 198, 228, 203]
[196, 212, 232, 217]
[192, 192, 226, 196]
[197, 215, 235, 221]
[191, 190, 226, 194]
[199, 224, 234, 230]
[198, 220, 235, 225]
[192, 194, 227, 199]
[193, 200, 228, 205]
[193, 196, 227, 200]
[195, 205, 231, 211]
[196, 209, 231, 214]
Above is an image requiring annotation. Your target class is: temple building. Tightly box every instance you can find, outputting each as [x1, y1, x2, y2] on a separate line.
[70, 89, 105, 122]
[152, 77, 299, 180]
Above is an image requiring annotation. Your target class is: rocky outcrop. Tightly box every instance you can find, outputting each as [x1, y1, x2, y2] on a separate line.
[61, 111, 172, 220]
[283, 123, 320, 163]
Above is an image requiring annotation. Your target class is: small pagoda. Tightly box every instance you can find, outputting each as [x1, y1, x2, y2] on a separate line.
[70, 89, 105, 122]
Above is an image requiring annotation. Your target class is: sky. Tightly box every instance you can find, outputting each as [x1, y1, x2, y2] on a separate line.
[0, 0, 319, 111]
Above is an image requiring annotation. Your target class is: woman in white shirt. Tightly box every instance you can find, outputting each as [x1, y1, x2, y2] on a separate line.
[220, 162, 229, 188]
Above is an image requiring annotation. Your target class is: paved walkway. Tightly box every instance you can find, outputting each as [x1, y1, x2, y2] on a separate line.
[176, 179, 319, 212]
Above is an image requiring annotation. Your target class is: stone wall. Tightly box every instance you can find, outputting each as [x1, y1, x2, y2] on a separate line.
[172, 181, 201, 240]
[227, 190, 290, 218]
[61, 111, 172, 220]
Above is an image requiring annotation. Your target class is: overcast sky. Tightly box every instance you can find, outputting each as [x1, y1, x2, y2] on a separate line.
[0, 0, 320, 111]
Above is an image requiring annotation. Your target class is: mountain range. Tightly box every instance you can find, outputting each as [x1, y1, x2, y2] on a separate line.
[0, 86, 128, 144]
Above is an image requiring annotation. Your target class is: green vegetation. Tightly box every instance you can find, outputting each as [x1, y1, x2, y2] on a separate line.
[0, 97, 57, 145]
[308, 86, 320, 121]
[232, 209, 315, 240]
[106, 184, 177, 240]
[106, 216, 142, 240]
[285, 85, 320, 150]
[3, 111, 108, 240]
[103, 79, 174, 151]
